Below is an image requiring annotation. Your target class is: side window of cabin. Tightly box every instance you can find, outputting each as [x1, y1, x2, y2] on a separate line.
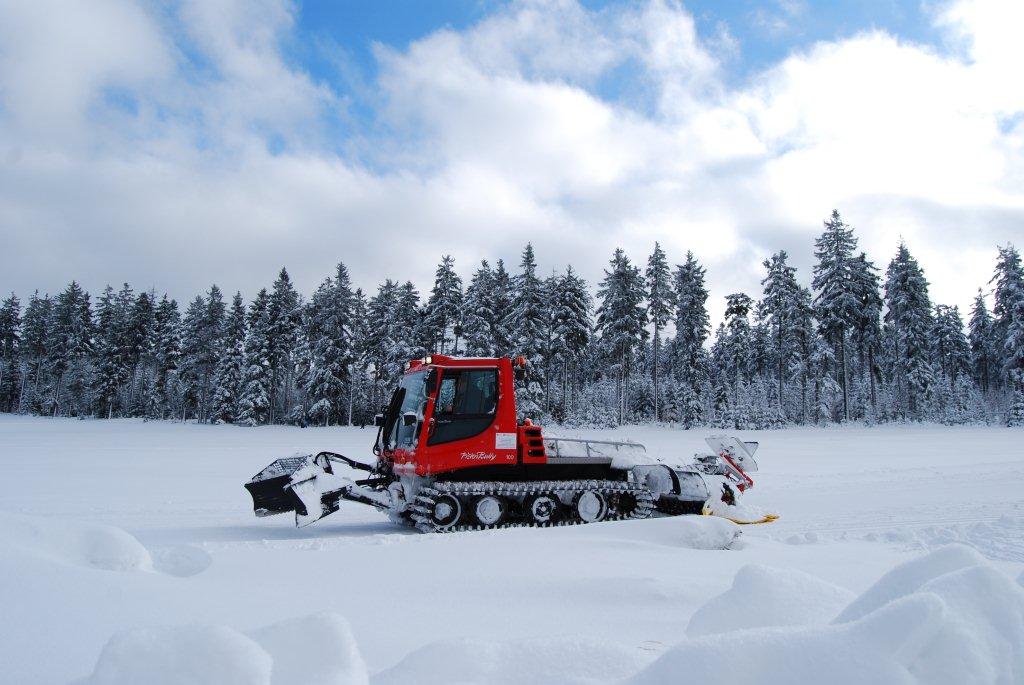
[428, 369, 498, 445]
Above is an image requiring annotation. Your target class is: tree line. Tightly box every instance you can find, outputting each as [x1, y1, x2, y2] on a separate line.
[1, 210, 1022, 428]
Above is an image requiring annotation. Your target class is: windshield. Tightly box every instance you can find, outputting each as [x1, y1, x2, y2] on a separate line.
[388, 370, 427, 450]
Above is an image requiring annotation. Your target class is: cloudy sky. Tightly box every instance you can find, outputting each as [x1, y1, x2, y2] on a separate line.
[0, 0, 1021, 325]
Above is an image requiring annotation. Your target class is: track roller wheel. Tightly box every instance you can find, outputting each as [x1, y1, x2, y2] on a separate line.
[614, 490, 640, 517]
[574, 490, 607, 523]
[431, 493, 463, 530]
[525, 493, 561, 525]
[472, 494, 507, 527]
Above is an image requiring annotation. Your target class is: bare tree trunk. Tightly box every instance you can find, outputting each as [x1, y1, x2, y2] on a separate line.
[561, 360, 568, 419]
[868, 345, 877, 411]
[52, 371, 64, 417]
[777, 323, 785, 414]
[18, 369, 27, 413]
[839, 328, 850, 422]
[30, 362, 42, 412]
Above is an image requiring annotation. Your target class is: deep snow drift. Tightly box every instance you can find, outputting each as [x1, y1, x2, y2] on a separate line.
[1, 415, 1022, 684]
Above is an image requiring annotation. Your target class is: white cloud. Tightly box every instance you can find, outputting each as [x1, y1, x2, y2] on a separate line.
[0, 0, 1021, 328]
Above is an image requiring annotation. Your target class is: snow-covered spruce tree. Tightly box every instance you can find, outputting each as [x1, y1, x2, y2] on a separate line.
[461, 260, 496, 357]
[111, 284, 140, 414]
[565, 376, 618, 428]
[680, 367, 708, 428]
[179, 285, 226, 423]
[597, 248, 648, 424]
[708, 322, 729, 423]
[932, 305, 971, 389]
[660, 377, 681, 423]
[397, 281, 424, 360]
[347, 287, 371, 425]
[366, 279, 403, 410]
[304, 265, 355, 426]
[92, 286, 122, 418]
[89, 282, 149, 418]
[0, 294, 21, 412]
[884, 243, 936, 420]
[151, 296, 182, 419]
[507, 244, 549, 421]
[423, 255, 463, 355]
[811, 335, 841, 424]
[491, 259, 515, 357]
[990, 246, 1024, 419]
[550, 266, 592, 420]
[947, 373, 985, 424]
[811, 210, 860, 421]
[671, 251, 710, 424]
[968, 290, 996, 394]
[210, 292, 246, 424]
[750, 315, 771, 381]
[47, 282, 93, 416]
[787, 285, 817, 423]
[990, 245, 1024, 390]
[759, 251, 801, 422]
[124, 290, 155, 416]
[1008, 391, 1024, 427]
[645, 242, 673, 421]
[267, 269, 300, 424]
[719, 293, 755, 390]
[540, 270, 561, 412]
[849, 253, 883, 416]
[178, 296, 206, 420]
[626, 373, 655, 423]
[290, 309, 313, 424]
[17, 292, 51, 413]
[236, 289, 272, 426]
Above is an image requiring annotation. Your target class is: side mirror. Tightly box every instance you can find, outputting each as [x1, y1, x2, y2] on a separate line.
[402, 411, 417, 426]
[425, 369, 439, 394]
[374, 414, 385, 427]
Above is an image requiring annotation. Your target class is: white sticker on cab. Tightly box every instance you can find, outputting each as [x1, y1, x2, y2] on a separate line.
[495, 432, 517, 450]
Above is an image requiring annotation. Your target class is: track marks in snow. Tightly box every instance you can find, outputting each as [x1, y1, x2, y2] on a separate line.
[773, 514, 1024, 563]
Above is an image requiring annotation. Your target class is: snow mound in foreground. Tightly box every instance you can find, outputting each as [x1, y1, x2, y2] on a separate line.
[635, 544, 1024, 685]
[638, 593, 945, 685]
[84, 624, 271, 685]
[81, 613, 367, 685]
[75, 545, 1023, 685]
[0, 511, 152, 572]
[667, 514, 741, 550]
[251, 613, 368, 685]
[375, 636, 654, 685]
[687, 564, 856, 636]
[834, 543, 987, 622]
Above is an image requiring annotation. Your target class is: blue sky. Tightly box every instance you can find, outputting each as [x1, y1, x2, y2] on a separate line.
[281, 0, 958, 168]
[0, 0, 1021, 326]
[293, 1, 945, 102]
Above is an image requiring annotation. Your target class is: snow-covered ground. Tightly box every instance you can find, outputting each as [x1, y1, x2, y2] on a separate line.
[1, 415, 1022, 684]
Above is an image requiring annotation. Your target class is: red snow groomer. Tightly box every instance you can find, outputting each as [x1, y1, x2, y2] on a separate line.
[245, 355, 770, 532]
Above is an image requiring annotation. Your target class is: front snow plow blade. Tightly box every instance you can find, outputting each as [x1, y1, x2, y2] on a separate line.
[245, 452, 387, 527]
[245, 454, 352, 527]
[245, 456, 314, 518]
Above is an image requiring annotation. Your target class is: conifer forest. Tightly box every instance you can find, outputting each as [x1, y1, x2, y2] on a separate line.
[2, 211, 1023, 429]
